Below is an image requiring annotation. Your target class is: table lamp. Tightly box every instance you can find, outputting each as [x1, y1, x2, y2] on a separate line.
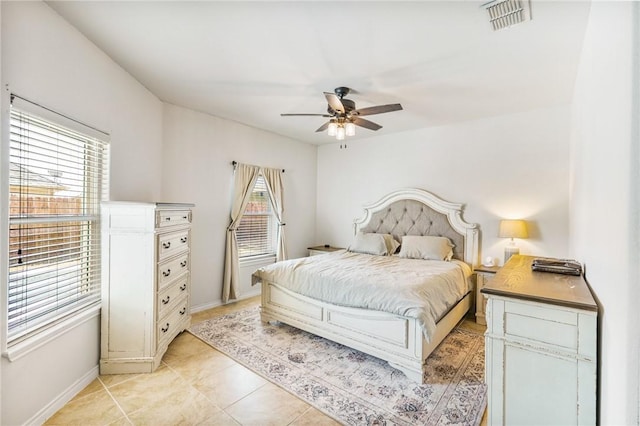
[499, 219, 528, 263]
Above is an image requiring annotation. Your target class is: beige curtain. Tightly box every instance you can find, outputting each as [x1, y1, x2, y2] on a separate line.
[262, 167, 287, 262]
[222, 163, 260, 303]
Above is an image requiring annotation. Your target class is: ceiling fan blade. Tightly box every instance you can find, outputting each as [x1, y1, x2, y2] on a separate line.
[281, 113, 332, 117]
[352, 103, 403, 116]
[324, 92, 345, 114]
[352, 117, 382, 131]
[315, 122, 331, 132]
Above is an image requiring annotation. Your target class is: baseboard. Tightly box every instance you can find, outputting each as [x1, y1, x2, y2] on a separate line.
[190, 291, 261, 314]
[27, 365, 99, 426]
[238, 289, 261, 300]
[190, 300, 223, 313]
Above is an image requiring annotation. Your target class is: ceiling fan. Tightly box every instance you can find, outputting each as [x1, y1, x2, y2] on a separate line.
[281, 87, 403, 138]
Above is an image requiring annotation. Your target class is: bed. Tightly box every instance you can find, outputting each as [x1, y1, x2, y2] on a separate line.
[253, 188, 479, 383]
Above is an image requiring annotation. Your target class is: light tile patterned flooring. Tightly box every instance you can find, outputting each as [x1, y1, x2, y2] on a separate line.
[44, 297, 337, 425]
[45, 296, 488, 425]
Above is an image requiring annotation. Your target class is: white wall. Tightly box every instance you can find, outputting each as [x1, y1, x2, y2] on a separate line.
[161, 104, 317, 311]
[569, 2, 640, 424]
[1, 2, 163, 424]
[0, 2, 4, 419]
[317, 105, 571, 264]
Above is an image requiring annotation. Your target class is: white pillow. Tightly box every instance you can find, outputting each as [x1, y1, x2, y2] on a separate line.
[348, 232, 398, 256]
[398, 235, 455, 261]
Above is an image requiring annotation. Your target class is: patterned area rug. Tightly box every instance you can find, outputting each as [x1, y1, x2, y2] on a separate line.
[189, 307, 486, 425]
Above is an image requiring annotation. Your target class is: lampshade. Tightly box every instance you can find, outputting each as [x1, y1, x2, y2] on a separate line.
[498, 219, 528, 239]
[327, 121, 337, 136]
[336, 126, 345, 140]
[345, 121, 356, 136]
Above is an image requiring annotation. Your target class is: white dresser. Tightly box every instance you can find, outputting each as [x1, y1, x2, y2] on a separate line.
[100, 202, 194, 374]
[481, 255, 598, 425]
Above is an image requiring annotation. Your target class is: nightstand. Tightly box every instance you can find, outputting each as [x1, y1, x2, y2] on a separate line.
[474, 264, 500, 325]
[307, 245, 344, 256]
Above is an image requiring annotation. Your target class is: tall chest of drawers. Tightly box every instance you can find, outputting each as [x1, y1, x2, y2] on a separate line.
[100, 202, 194, 374]
[481, 255, 598, 425]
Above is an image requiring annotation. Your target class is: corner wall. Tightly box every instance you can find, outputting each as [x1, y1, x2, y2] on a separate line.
[569, 2, 640, 424]
[1, 2, 163, 424]
[316, 105, 572, 264]
[161, 104, 317, 311]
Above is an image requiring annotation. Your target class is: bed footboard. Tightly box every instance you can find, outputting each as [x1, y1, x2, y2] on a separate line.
[260, 280, 471, 383]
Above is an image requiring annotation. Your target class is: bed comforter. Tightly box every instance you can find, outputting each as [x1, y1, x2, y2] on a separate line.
[252, 250, 472, 341]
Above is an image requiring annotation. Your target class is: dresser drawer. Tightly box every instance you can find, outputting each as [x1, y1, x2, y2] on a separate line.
[503, 300, 578, 351]
[156, 210, 192, 228]
[157, 230, 190, 261]
[157, 298, 189, 348]
[157, 253, 189, 289]
[157, 275, 189, 319]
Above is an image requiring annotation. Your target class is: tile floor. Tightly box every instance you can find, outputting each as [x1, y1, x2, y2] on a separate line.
[44, 296, 487, 425]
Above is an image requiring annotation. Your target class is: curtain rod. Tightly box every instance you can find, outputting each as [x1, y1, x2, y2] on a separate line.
[232, 161, 284, 173]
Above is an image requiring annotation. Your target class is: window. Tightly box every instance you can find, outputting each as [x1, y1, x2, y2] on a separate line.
[236, 175, 276, 258]
[7, 101, 109, 347]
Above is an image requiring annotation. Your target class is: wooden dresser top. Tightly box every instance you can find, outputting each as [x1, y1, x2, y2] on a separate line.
[481, 255, 598, 312]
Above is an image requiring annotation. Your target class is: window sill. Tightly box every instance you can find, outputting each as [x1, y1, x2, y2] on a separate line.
[3, 304, 100, 362]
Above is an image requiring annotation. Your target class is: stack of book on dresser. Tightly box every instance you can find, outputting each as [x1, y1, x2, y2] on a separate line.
[531, 258, 583, 276]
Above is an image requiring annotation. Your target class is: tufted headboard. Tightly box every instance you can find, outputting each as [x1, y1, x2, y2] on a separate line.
[354, 188, 479, 266]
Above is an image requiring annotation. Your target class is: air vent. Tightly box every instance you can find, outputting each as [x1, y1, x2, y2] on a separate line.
[483, 0, 531, 31]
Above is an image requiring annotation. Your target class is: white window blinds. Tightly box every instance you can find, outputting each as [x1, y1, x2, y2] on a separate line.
[236, 175, 276, 258]
[8, 102, 109, 345]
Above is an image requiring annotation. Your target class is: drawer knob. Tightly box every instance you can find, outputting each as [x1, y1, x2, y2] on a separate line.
[162, 296, 170, 305]
[180, 283, 187, 291]
[180, 260, 187, 268]
[162, 241, 171, 249]
[161, 323, 170, 333]
[179, 307, 186, 315]
[180, 237, 188, 243]
[165, 217, 171, 221]
[163, 269, 171, 277]
[182, 215, 188, 220]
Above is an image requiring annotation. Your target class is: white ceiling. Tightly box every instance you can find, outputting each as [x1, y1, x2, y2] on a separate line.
[47, 1, 591, 145]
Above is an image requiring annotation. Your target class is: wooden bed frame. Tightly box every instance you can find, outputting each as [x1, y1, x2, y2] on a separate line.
[259, 188, 479, 383]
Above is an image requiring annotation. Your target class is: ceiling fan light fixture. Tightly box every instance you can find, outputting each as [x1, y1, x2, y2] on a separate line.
[281, 87, 403, 144]
[327, 121, 337, 136]
[345, 121, 356, 137]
